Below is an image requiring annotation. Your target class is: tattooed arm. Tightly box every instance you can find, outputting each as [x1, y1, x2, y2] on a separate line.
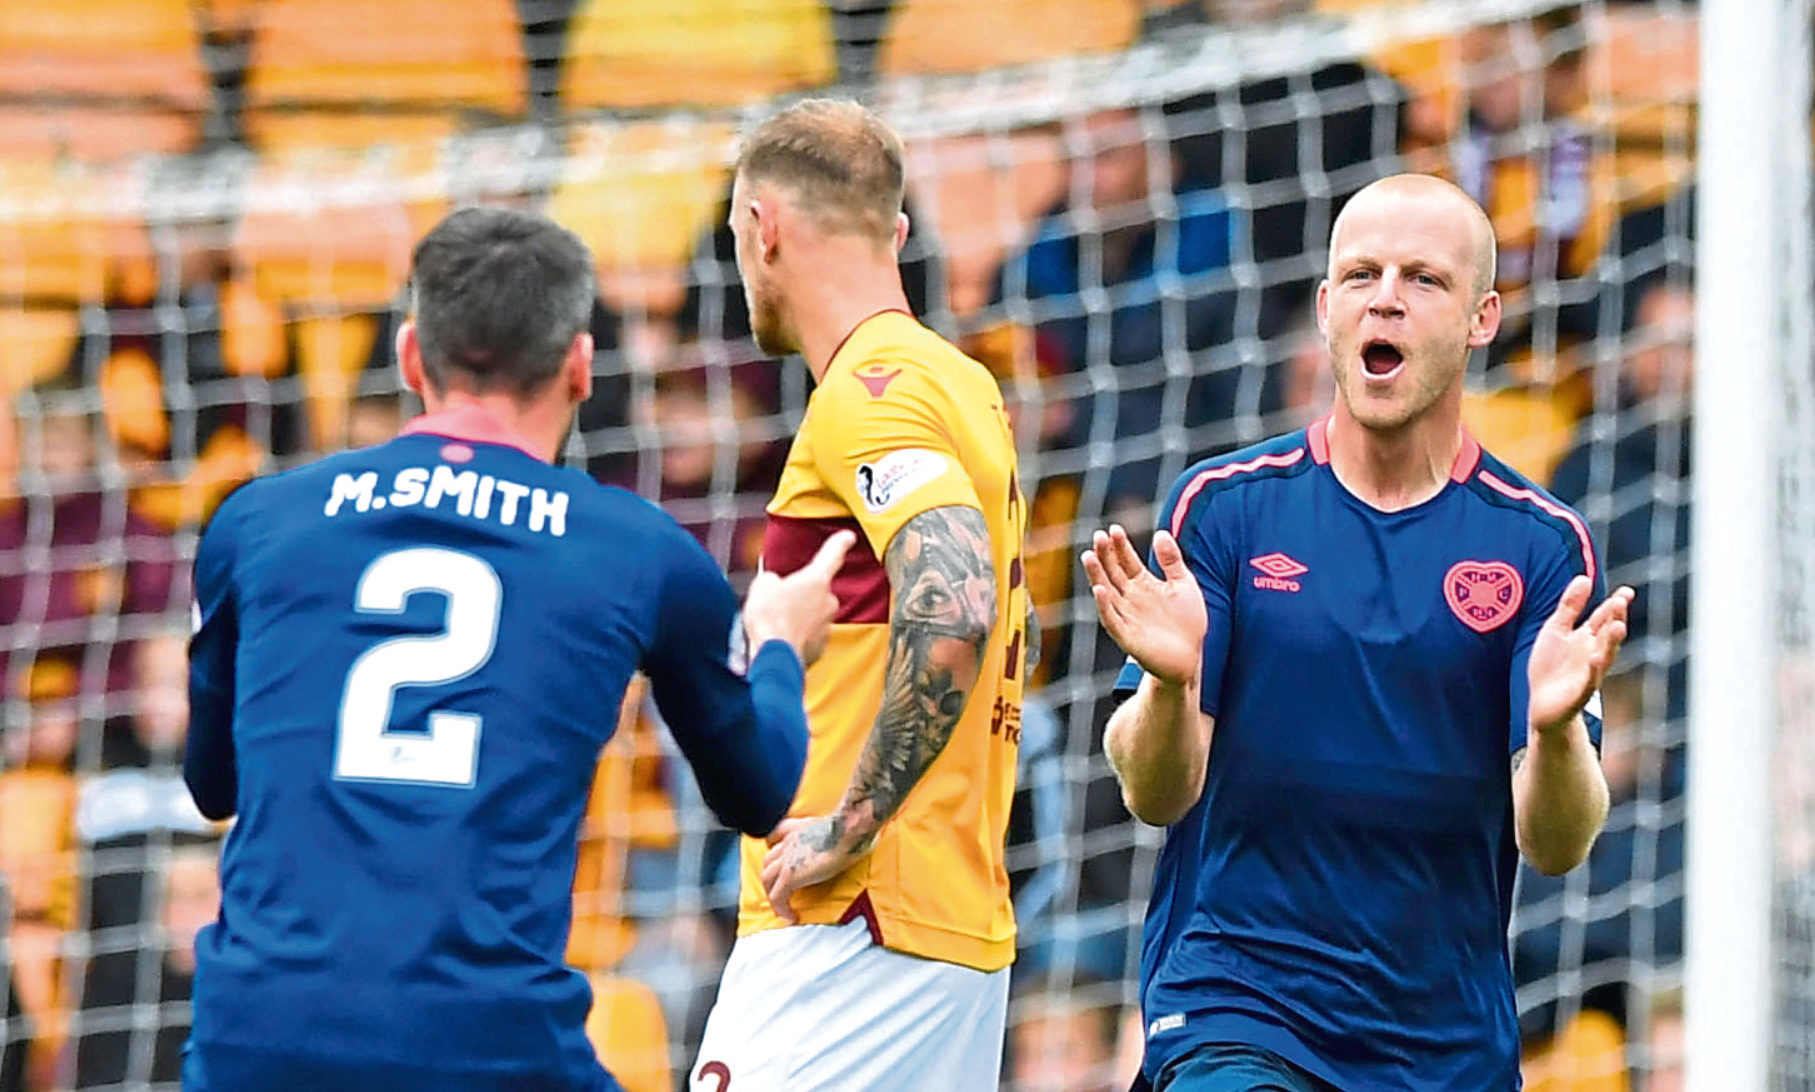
[759, 504, 997, 921]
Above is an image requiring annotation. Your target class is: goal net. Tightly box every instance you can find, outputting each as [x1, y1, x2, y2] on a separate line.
[0, 0, 1760, 1089]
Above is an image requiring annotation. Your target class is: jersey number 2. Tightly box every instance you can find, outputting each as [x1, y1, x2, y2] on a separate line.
[333, 547, 502, 788]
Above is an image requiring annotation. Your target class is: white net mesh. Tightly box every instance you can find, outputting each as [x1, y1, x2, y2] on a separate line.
[0, 1, 1736, 1089]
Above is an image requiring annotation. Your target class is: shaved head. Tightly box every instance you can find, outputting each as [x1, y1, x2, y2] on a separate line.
[1332, 174, 1497, 297]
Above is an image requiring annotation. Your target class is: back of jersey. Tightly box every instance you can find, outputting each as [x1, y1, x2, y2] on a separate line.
[188, 428, 672, 1084]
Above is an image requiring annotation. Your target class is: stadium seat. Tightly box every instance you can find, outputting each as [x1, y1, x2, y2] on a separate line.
[0, 766, 78, 1069]
[1588, 8, 1697, 149]
[0, 162, 156, 306]
[242, 0, 528, 153]
[547, 120, 734, 317]
[0, 104, 202, 163]
[568, 677, 678, 976]
[0, 309, 79, 394]
[560, 0, 834, 111]
[877, 0, 1140, 77]
[1521, 1008, 1629, 1092]
[0, 0, 211, 144]
[905, 130, 1068, 317]
[584, 976, 671, 1092]
[1460, 385, 1580, 487]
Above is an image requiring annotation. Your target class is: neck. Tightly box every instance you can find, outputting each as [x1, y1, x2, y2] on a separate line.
[419, 388, 568, 464]
[1324, 391, 1465, 512]
[793, 244, 912, 383]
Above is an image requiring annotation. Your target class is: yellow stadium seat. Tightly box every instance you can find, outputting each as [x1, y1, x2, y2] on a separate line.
[905, 130, 1067, 317]
[1588, 8, 1697, 147]
[243, 0, 527, 152]
[1461, 385, 1581, 488]
[0, 0, 211, 108]
[878, 0, 1140, 77]
[0, 103, 202, 162]
[561, 0, 834, 111]
[0, 161, 154, 305]
[547, 120, 734, 317]
[0, 767, 78, 1068]
[0, 308, 78, 393]
[232, 149, 446, 308]
[585, 976, 671, 1092]
[1522, 1008, 1630, 1092]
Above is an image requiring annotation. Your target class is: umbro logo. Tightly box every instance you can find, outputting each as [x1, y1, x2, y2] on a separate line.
[1249, 552, 1307, 592]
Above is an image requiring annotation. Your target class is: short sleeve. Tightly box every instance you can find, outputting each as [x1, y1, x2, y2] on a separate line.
[1509, 526, 1608, 756]
[1111, 466, 1237, 718]
[808, 360, 983, 559]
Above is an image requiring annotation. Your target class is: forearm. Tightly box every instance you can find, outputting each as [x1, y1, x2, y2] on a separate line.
[828, 617, 991, 852]
[827, 505, 997, 854]
[1105, 673, 1210, 826]
[709, 640, 811, 836]
[1513, 714, 1610, 875]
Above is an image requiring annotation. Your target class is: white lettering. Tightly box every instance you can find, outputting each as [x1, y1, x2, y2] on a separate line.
[390, 467, 428, 508]
[528, 489, 568, 536]
[494, 480, 530, 526]
[326, 472, 378, 516]
[427, 465, 478, 515]
[474, 475, 496, 520]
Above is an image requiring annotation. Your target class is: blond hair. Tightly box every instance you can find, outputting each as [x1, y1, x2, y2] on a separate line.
[735, 98, 905, 243]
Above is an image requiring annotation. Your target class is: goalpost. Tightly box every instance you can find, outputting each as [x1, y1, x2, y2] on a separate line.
[1688, 0, 1814, 1087]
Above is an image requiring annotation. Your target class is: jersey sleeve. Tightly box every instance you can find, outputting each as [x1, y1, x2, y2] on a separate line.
[807, 359, 983, 561]
[185, 486, 249, 821]
[641, 521, 807, 837]
[1111, 468, 1237, 718]
[1509, 523, 1608, 756]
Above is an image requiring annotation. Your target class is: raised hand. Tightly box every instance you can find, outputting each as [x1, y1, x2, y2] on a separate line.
[1082, 525, 1206, 689]
[742, 530, 855, 665]
[1528, 576, 1635, 735]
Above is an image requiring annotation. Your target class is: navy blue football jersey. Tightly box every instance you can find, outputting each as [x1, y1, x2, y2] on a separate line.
[184, 408, 810, 1091]
[1117, 418, 1605, 1092]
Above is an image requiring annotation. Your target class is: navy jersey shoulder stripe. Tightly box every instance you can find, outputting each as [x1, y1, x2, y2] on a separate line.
[1164, 430, 1313, 540]
[1463, 450, 1597, 581]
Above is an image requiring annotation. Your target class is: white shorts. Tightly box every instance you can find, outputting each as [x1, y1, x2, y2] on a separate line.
[689, 919, 1010, 1092]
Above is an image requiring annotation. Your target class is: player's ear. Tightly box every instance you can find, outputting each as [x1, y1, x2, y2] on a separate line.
[753, 197, 781, 262]
[1467, 289, 1502, 350]
[396, 321, 428, 399]
[1314, 279, 1330, 337]
[563, 331, 594, 403]
[894, 211, 910, 255]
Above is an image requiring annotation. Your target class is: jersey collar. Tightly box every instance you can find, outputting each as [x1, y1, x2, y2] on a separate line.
[401, 405, 543, 459]
[825, 308, 915, 377]
[1307, 414, 1482, 483]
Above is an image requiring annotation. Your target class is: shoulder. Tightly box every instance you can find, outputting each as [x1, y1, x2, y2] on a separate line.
[1161, 429, 1315, 534]
[819, 314, 996, 416]
[1460, 449, 1598, 579]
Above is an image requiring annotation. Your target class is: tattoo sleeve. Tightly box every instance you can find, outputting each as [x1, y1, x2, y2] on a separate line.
[829, 504, 998, 853]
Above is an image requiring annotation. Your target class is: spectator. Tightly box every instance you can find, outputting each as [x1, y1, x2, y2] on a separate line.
[1004, 974, 1133, 1092]
[1452, 7, 1614, 369]
[73, 836, 220, 1089]
[1550, 274, 1693, 716]
[0, 384, 183, 724]
[1148, 1, 1407, 326]
[994, 106, 1238, 526]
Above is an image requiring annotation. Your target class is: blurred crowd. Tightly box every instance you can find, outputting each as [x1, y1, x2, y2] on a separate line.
[0, 0, 1716, 1089]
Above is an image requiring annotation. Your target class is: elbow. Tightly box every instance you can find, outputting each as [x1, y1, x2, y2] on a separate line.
[1121, 778, 1203, 828]
[1518, 827, 1599, 876]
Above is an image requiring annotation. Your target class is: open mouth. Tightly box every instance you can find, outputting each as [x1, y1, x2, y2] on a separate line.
[1361, 340, 1405, 379]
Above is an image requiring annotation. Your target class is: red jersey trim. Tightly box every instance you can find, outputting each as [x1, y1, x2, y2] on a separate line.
[836, 890, 885, 946]
[761, 514, 890, 624]
[1476, 469, 1597, 583]
[401, 406, 542, 459]
[1170, 449, 1307, 540]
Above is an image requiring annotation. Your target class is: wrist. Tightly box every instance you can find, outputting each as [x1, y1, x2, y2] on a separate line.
[1527, 710, 1584, 743]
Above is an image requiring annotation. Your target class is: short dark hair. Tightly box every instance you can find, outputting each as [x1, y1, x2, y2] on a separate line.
[735, 98, 905, 243]
[408, 206, 596, 397]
